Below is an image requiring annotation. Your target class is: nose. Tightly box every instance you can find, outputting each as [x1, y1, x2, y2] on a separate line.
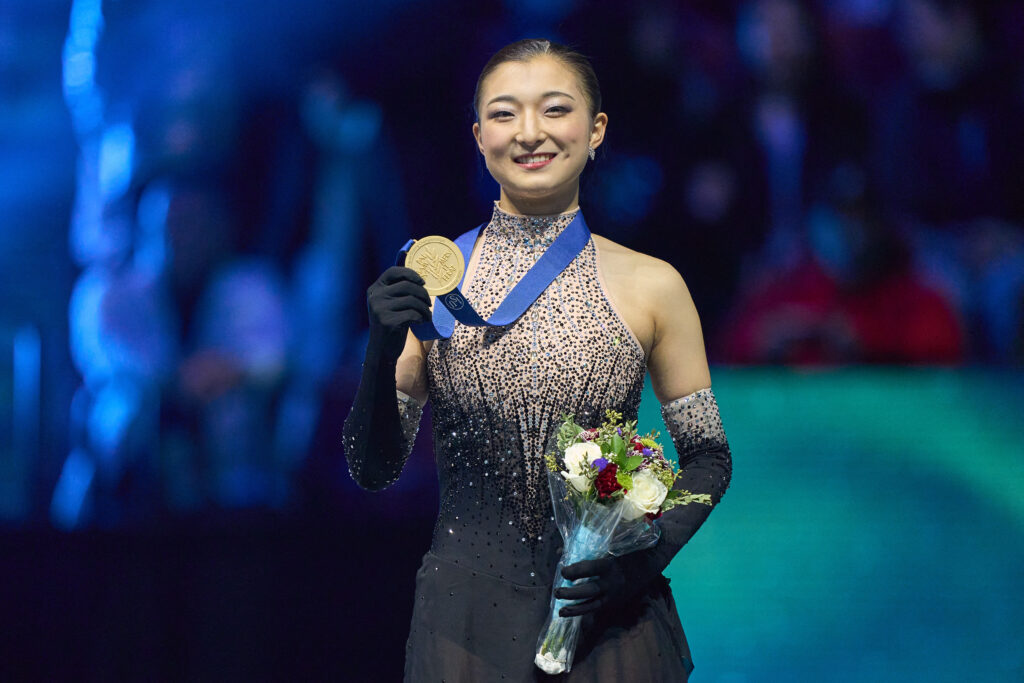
[515, 110, 546, 148]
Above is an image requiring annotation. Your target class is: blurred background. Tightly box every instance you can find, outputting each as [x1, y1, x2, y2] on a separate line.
[1, 0, 1022, 680]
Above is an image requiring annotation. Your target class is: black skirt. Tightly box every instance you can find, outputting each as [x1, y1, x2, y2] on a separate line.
[404, 551, 694, 682]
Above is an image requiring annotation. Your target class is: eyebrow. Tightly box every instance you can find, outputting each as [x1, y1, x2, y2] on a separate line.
[485, 91, 576, 106]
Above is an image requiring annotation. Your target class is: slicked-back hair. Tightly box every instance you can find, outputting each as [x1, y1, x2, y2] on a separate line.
[473, 39, 602, 121]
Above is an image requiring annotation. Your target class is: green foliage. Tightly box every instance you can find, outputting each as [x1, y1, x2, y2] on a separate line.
[616, 470, 633, 491]
[624, 454, 644, 471]
[650, 460, 675, 488]
[662, 488, 713, 512]
[595, 409, 639, 447]
[611, 434, 626, 459]
[553, 413, 584, 455]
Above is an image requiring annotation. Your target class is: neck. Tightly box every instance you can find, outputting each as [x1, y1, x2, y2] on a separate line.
[498, 185, 580, 216]
[487, 201, 579, 246]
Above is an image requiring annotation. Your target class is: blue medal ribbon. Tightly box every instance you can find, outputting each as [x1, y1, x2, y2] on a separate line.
[394, 213, 591, 340]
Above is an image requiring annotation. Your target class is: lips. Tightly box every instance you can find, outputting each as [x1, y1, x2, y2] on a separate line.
[513, 153, 556, 169]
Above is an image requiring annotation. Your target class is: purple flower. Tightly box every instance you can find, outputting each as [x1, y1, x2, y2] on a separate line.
[593, 458, 609, 471]
[642, 447, 652, 456]
[616, 427, 622, 436]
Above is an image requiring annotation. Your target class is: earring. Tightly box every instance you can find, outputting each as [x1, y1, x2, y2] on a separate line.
[588, 146, 596, 161]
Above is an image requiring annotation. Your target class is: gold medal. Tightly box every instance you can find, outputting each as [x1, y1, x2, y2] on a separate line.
[404, 235, 465, 296]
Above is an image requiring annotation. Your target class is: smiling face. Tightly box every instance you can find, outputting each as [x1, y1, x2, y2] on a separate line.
[473, 55, 607, 215]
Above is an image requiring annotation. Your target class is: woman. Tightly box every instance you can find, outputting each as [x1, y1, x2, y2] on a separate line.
[343, 39, 732, 681]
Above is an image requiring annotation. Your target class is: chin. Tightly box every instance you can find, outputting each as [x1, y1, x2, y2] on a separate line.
[507, 186, 566, 204]
[507, 175, 575, 197]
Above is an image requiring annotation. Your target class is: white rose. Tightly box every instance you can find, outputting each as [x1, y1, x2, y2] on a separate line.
[563, 442, 602, 475]
[561, 471, 591, 494]
[535, 649, 568, 674]
[621, 470, 669, 521]
[561, 442, 602, 494]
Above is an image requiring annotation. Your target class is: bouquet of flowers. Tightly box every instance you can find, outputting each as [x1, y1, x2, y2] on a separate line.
[533, 409, 712, 675]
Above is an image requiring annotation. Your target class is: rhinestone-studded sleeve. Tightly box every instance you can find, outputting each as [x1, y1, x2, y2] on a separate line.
[395, 389, 425, 451]
[661, 387, 732, 504]
[645, 387, 732, 573]
[342, 390, 423, 492]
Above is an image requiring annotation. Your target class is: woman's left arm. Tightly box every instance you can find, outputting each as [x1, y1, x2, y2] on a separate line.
[645, 261, 733, 559]
[645, 259, 712, 403]
[558, 261, 733, 616]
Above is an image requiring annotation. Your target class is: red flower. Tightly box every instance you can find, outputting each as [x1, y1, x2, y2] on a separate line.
[645, 510, 663, 521]
[594, 463, 622, 499]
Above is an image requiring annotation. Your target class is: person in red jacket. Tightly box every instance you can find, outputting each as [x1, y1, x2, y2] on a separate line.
[721, 186, 964, 364]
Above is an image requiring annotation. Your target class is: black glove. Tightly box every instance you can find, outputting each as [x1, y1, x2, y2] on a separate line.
[366, 266, 432, 363]
[555, 551, 656, 618]
[342, 266, 430, 491]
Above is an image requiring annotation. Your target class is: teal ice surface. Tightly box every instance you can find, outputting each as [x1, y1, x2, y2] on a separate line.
[638, 368, 1024, 682]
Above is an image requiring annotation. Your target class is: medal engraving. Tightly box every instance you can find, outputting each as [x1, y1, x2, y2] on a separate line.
[405, 235, 465, 296]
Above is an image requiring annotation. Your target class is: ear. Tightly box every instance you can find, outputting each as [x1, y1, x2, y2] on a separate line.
[472, 121, 485, 155]
[589, 113, 608, 152]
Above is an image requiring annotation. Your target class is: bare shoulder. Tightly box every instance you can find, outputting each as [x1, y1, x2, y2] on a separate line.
[590, 234, 697, 361]
[591, 234, 709, 400]
[590, 233, 690, 304]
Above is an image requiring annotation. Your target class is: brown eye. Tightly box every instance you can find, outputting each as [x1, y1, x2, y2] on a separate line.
[488, 110, 513, 120]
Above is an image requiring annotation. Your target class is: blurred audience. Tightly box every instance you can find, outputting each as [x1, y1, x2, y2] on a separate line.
[44, 0, 1024, 523]
[720, 177, 964, 364]
[872, 0, 1024, 361]
[275, 70, 414, 470]
[877, 0, 1024, 225]
[636, 0, 873, 339]
[154, 180, 291, 512]
[64, 177, 292, 526]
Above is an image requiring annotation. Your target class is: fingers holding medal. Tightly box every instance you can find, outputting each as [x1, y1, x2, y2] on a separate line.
[404, 236, 465, 296]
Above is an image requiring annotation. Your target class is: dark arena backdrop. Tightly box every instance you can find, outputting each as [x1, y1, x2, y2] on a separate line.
[1, 1, 1023, 681]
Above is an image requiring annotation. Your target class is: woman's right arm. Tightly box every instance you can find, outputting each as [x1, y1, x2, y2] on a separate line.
[342, 266, 431, 491]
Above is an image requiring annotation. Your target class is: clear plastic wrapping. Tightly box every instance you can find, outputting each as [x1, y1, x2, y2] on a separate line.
[534, 468, 661, 674]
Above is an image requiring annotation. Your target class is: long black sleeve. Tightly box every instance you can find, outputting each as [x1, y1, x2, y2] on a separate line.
[341, 349, 424, 491]
[644, 387, 732, 575]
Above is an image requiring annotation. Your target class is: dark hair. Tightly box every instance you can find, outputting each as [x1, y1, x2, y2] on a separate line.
[473, 39, 602, 121]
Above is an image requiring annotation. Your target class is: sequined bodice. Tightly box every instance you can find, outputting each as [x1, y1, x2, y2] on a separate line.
[425, 204, 646, 587]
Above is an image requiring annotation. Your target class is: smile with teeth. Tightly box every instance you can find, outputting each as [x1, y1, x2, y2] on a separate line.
[514, 153, 556, 167]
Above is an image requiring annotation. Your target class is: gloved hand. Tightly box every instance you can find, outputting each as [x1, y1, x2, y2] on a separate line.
[555, 550, 659, 618]
[343, 265, 430, 491]
[366, 266, 431, 363]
